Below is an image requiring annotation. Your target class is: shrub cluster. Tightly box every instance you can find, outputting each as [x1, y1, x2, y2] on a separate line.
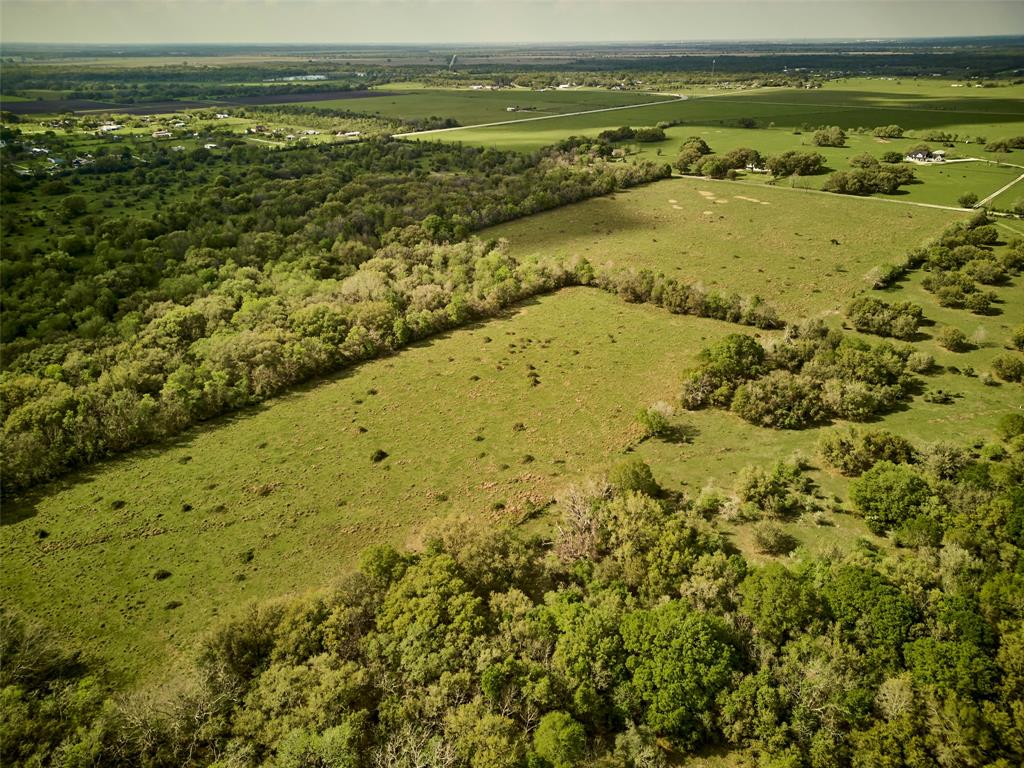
[819, 426, 917, 476]
[871, 124, 904, 138]
[845, 295, 923, 339]
[673, 136, 714, 174]
[983, 136, 1024, 153]
[594, 267, 783, 329]
[865, 213, 1022, 311]
[679, 146, 765, 180]
[919, 218, 1022, 316]
[598, 125, 665, 143]
[680, 323, 918, 429]
[811, 125, 847, 147]
[734, 459, 815, 518]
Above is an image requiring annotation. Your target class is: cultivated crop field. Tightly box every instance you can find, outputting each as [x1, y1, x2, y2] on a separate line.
[488, 176, 962, 316]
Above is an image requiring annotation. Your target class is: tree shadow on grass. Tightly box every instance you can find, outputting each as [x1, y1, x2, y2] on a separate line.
[658, 423, 701, 445]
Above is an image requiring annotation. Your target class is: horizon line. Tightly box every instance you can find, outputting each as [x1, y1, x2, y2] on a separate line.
[4, 34, 1024, 48]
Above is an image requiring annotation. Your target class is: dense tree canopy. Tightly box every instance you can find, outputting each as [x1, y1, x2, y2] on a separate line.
[3, 428, 1022, 767]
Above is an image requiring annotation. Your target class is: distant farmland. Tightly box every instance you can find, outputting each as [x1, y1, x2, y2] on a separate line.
[0, 89, 396, 115]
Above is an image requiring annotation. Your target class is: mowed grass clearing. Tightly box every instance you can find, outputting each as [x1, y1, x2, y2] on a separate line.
[487, 176, 962, 317]
[1, 288, 744, 681]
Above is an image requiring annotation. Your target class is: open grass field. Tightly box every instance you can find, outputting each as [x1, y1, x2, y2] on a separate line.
[442, 118, 1024, 206]
[631, 222, 1024, 566]
[430, 80, 1024, 139]
[637, 262, 1024, 556]
[0, 288, 744, 681]
[302, 86, 678, 126]
[487, 176, 963, 317]
[984, 174, 1024, 212]
[771, 156, 1023, 207]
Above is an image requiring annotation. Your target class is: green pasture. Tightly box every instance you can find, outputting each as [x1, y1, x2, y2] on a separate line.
[767, 155, 1023, 207]
[2, 74, 1022, 693]
[425, 81, 1024, 141]
[419, 80, 1024, 205]
[442, 119, 1022, 205]
[299, 87, 676, 127]
[6, 267, 1017, 681]
[636, 245, 1023, 563]
[638, 265, 1023, 493]
[984, 175, 1024, 212]
[487, 176, 962, 317]
[0, 289, 741, 680]
[3, 177, 1018, 681]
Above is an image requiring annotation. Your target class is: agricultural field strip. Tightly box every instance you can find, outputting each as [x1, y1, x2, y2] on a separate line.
[392, 93, 686, 136]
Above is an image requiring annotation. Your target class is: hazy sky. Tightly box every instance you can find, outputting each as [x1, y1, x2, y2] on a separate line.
[2, 1, 1023, 45]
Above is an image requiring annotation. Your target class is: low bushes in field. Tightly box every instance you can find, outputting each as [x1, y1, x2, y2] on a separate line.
[864, 214, 1022, 325]
[991, 352, 1024, 382]
[674, 139, 765, 179]
[765, 150, 826, 177]
[845, 295, 923, 340]
[811, 125, 846, 147]
[598, 125, 666, 143]
[983, 136, 1024, 152]
[594, 266, 783, 329]
[819, 427, 917, 476]
[680, 322, 917, 429]
[937, 326, 971, 352]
